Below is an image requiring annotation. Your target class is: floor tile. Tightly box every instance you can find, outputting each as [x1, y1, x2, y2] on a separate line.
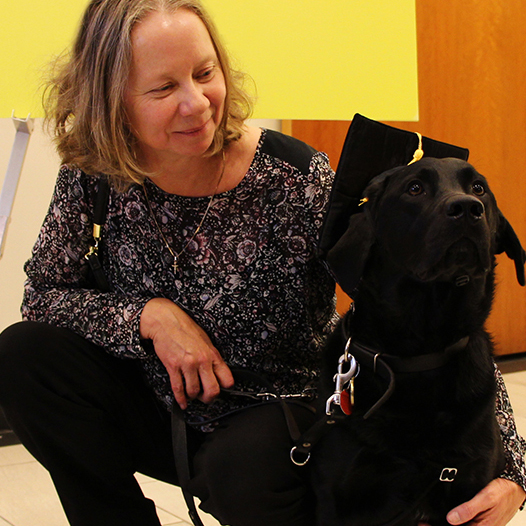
[0, 460, 69, 526]
[140, 477, 221, 526]
[0, 444, 35, 467]
[509, 508, 526, 525]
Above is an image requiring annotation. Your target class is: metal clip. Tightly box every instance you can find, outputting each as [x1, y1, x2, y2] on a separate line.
[256, 392, 279, 402]
[84, 239, 100, 260]
[326, 353, 359, 415]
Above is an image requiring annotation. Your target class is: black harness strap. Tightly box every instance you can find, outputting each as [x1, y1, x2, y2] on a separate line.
[289, 412, 346, 464]
[349, 336, 470, 419]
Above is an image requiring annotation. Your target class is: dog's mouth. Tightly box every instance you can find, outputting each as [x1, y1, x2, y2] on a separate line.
[414, 238, 490, 282]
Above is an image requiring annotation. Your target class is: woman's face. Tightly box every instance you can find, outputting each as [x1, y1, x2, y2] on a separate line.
[125, 9, 226, 168]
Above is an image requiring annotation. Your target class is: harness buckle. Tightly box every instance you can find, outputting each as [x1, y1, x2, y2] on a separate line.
[439, 467, 458, 482]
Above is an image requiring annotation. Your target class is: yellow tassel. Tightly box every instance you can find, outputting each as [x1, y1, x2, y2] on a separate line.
[408, 132, 424, 165]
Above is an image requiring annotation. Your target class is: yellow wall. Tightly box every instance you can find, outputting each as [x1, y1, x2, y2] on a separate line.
[0, 0, 418, 120]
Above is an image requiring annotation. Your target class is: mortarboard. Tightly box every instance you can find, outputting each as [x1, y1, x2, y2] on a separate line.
[318, 114, 470, 258]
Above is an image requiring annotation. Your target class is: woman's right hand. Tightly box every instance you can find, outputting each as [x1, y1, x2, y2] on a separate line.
[139, 298, 234, 409]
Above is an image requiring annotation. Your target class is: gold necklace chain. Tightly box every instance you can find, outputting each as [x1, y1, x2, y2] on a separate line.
[143, 151, 226, 274]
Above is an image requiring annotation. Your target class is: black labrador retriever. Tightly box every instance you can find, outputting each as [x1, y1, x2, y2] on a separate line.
[312, 157, 525, 526]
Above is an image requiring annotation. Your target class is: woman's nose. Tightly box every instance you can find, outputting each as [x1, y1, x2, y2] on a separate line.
[178, 82, 210, 117]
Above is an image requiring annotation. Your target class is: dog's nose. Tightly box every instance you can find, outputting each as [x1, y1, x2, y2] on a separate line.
[446, 196, 485, 222]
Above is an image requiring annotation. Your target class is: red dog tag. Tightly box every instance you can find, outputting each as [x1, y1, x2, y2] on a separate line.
[341, 389, 353, 415]
[340, 378, 355, 415]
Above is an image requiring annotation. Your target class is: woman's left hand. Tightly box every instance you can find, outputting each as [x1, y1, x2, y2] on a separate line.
[419, 478, 525, 526]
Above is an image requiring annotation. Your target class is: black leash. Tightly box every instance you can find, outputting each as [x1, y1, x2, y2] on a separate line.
[171, 404, 205, 526]
[171, 368, 315, 526]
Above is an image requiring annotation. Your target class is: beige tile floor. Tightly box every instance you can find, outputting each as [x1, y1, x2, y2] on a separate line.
[1, 366, 526, 526]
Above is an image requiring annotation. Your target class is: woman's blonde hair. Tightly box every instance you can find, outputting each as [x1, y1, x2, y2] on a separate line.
[44, 0, 253, 190]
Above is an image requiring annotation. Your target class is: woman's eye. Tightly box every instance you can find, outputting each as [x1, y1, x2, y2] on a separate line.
[198, 67, 215, 81]
[472, 181, 486, 196]
[407, 181, 424, 196]
[152, 84, 173, 94]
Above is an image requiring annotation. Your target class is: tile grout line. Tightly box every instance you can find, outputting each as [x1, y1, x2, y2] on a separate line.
[155, 504, 189, 524]
[0, 514, 16, 526]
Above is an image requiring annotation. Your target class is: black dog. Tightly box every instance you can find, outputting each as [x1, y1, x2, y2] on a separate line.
[312, 157, 526, 526]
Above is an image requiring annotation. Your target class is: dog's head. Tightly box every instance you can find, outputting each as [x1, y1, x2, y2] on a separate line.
[327, 158, 525, 295]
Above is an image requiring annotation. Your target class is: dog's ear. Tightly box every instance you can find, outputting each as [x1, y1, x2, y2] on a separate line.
[495, 211, 526, 286]
[327, 212, 376, 297]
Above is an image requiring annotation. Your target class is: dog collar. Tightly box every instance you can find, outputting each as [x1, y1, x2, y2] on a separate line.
[345, 336, 469, 419]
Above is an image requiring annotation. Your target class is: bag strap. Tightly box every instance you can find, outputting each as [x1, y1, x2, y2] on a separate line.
[84, 178, 111, 292]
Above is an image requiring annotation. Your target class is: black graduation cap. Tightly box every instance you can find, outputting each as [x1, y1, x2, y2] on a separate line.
[318, 114, 470, 258]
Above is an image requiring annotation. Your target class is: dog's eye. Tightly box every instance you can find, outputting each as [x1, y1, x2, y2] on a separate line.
[407, 181, 425, 196]
[472, 182, 486, 196]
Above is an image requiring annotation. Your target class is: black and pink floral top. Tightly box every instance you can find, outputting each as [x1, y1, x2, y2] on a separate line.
[22, 129, 338, 418]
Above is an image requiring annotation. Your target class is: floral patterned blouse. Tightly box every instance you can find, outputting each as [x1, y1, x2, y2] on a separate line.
[22, 129, 338, 418]
[21, 128, 526, 491]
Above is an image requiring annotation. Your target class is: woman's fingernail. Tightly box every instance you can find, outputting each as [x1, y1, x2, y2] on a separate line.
[447, 511, 461, 524]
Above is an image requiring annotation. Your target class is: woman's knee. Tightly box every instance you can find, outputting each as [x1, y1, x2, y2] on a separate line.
[0, 321, 89, 403]
[0, 322, 47, 391]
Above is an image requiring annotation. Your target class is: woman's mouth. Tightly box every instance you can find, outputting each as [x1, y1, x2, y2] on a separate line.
[176, 120, 210, 136]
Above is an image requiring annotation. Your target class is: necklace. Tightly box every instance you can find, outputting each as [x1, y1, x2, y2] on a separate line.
[143, 151, 226, 274]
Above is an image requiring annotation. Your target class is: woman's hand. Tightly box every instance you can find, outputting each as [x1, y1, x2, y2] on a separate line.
[419, 478, 525, 526]
[140, 298, 234, 409]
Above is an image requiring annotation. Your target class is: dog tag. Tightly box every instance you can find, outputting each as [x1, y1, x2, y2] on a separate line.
[340, 378, 355, 415]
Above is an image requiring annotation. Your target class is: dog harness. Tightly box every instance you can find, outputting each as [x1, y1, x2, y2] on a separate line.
[291, 308, 470, 465]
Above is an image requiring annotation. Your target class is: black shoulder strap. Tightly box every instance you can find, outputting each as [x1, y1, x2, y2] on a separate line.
[93, 177, 110, 226]
[260, 129, 316, 175]
[84, 178, 111, 292]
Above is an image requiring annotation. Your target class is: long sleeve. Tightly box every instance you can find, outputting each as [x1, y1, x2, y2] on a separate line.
[21, 166, 150, 358]
[495, 364, 526, 491]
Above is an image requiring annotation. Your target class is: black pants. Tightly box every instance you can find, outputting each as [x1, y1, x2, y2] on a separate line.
[0, 322, 316, 526]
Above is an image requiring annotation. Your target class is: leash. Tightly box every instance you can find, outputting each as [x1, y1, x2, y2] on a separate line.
[171, 404, 205, 526]
[171, 368, 316, 526]
[170, 326, 469, 526]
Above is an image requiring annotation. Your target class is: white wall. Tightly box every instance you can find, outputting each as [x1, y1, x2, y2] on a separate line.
[0, 119, 60, 332]
[0, 118, 282, 333]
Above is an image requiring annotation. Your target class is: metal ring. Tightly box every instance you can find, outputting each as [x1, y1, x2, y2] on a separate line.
[344, 337, 352, 362]
[374, 353, 381, 374]
[290, 446, 311, 466]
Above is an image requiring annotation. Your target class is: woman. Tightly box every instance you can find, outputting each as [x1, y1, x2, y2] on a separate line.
[0, 0, 523, 525]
